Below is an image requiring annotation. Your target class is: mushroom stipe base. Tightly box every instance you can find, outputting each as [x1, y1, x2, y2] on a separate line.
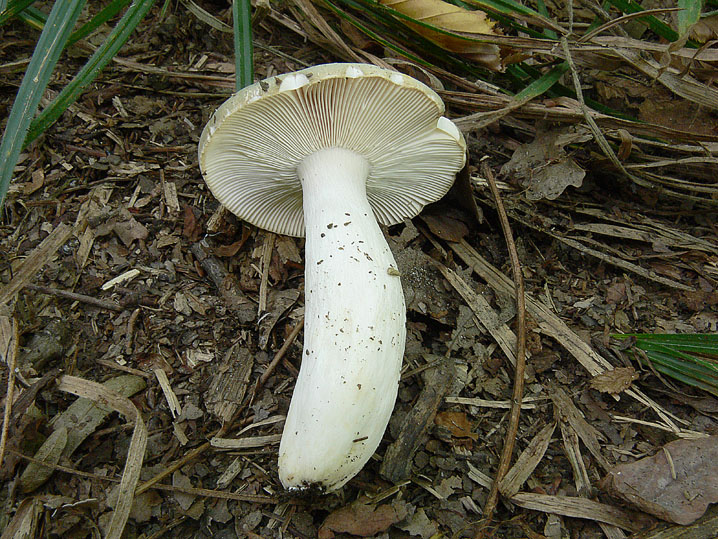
[277, 148, 406, 491]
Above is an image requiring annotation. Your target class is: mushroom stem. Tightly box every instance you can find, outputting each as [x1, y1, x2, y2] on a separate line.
[278, 147, 406, 491]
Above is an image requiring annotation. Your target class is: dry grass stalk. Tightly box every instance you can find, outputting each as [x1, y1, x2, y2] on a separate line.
[56, 375, 148, 539]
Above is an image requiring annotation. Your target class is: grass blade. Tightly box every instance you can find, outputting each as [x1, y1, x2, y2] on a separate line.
[69, 0, 133, 45]
[233, 0, 254, 91]
[0, 0, 86, 208]
[678, 0, 703, 36]
[24, 0, 157, 148]
[604, 0, 680, 41]
[614, 333, 718, 396]
[514, 61, 568, 100]
[0, 0, 36, 26]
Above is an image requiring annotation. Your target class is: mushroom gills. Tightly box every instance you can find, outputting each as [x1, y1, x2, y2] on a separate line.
[277, 147, 406, 491]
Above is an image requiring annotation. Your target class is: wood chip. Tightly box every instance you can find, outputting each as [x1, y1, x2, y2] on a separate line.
[499, 422, 555, 497]
[0, 223, 74, 306]
[154, 367, 181, 418]
[510, 492, 643, 532]
[101, 269, 141, 291]
[210, 434, 282, 449]
[551, 385, 611, 472]
[450, 240, 694, 436]
[380, 359, 455, 484]
[437, 262, 522, 366]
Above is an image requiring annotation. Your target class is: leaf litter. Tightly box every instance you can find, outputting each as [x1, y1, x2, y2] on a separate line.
[0, 3, 717, 538]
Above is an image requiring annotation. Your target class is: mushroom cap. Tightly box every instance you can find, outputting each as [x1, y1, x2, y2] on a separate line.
[198, 63, 467, 237]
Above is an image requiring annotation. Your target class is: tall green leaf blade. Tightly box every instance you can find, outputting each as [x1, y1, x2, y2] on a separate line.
[24, 0, 157, 148]
[0, 0, 86, 208]
[0, 0, 36, 26]
[69, 0, 132, 45]
[233, 0, 254, 91]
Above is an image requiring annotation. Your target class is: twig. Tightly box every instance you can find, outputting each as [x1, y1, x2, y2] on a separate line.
[479, 160, 528, 531]
[259, 318, 303, 386]
[0, 317, 19, 469]
[257, 232, 275, 316]
[560, 37, 637, 183]
[26, 284, 124, 312]
[7, 448, 276, 503]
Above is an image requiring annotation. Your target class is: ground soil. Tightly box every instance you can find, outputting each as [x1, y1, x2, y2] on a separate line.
[1, 4, 717, 538]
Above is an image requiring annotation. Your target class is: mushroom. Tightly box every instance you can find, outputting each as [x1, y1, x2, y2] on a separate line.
[198, 63, 466, 492]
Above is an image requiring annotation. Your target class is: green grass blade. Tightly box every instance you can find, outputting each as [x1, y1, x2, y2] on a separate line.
[645, 359, 718, 396]
[643, 348, 718, 380]
[233, 0, 253, 91]
[614, 333, 718, 396]
[24, 0, 156, 148]
[678, 0, 703, 36]
[14, 5, 44, 30]
[324, 0, 437, 66]
[69, 0, 133, 45]
[604, 0, 679, 41]
[515, 61, 568, 100]
[0, 0, 36, 26]
[535, 0, 558, 39]
[0, 0, 86, 208]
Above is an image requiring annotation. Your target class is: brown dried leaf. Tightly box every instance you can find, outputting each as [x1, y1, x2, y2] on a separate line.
[318, 497, 409, 538]
[420, 212, 469, 242]
[213, 235, 249, 257]
[603, 436, 718, 525]
[113, 216, 149, 247]
[501, 126, 588, 200]
[23, 170, 45, 195]
[435, 411, 478, 440]
[590, 367, 639, 395]
[183, 205, 202, 242]
[378, 0, 501, 70]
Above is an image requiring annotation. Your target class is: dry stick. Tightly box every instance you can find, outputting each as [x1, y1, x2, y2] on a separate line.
[0, 318, 19, 469]
[559, 38, 639, 186]
[478, 161, 528, 533]
[258, 232, 275, 316]
[7, 449, 276, 503]
[25, 284, 124, 312]
[259, 319, 304, 386]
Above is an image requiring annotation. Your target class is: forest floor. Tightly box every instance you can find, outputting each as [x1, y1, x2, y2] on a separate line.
[1, 3, 717, 538]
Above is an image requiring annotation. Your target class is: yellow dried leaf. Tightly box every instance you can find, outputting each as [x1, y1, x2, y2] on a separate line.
[379, 0, 501, 70]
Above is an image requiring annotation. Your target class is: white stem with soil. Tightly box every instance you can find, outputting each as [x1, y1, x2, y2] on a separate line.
[278, 147, 406, 491]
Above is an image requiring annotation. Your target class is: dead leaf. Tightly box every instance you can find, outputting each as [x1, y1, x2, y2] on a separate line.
[379, 0, 501, 70]
[603, 436, 718, 525]
[172, 471, 195, 511]
[318, 497, 409, 538]
[396, 507, 439, 539]
[605, 281, 627, 304]
[691, 14, 718, 42]
[420, 212, 469, 242]
[183, 205, 202, 242]
[434, 475, 463, 498]
[590, 367, 639, 395]
[435, 411, 478, 440]
[213, 237, 247, 257]
[500, 126, 589, 200]
[113, 216, 149, 247]
[275, 235, 302, 264]
[23, 170, 45, 195]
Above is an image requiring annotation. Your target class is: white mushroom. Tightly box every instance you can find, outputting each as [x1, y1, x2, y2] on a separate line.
[198, 63, 466, 492]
